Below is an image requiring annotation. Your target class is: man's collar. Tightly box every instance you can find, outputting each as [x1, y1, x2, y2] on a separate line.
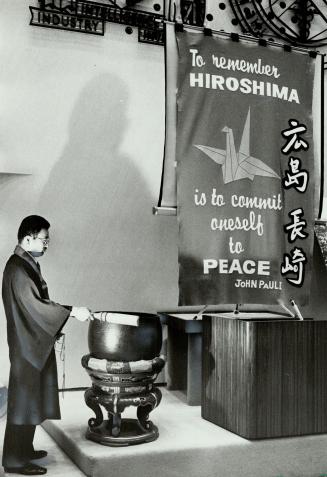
[14, 245, 40, 274]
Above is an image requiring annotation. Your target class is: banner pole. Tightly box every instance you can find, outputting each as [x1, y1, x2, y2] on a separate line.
[163, 20, 324, 57]
[318, 54, 325, 219]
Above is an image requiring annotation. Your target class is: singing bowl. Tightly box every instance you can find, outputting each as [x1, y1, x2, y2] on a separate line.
[88, 312, 162, 362]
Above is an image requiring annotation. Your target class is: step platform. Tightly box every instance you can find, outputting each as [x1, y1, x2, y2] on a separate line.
[42, 388, 327, 477]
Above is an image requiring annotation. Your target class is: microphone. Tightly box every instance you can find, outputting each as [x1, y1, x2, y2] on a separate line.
[290, 299, 304, 321]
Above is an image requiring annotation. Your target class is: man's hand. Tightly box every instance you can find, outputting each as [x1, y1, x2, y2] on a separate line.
[70, 306, 93, 322]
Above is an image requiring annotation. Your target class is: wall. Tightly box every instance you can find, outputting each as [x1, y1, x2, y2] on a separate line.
[0, 0, 178, 387]
[0, 1, 326, 389]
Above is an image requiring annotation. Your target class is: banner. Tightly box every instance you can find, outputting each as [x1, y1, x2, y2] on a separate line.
[176, 30, 318, 306]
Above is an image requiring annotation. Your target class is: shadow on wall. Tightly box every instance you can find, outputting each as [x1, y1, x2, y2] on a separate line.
[37, 73, 178, 312]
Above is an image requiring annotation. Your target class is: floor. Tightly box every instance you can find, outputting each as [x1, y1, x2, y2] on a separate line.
[0, 415, 85, 477]
[43, 389, 327, 477]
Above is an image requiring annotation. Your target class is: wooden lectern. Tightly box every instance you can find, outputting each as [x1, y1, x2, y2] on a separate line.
[202, 314, 327, 439]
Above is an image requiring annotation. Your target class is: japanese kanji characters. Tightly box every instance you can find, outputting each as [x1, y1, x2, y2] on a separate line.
[280, 119, 310, 287]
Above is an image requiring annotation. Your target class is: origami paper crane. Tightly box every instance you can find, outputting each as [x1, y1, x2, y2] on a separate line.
[195, 108, 280, 184]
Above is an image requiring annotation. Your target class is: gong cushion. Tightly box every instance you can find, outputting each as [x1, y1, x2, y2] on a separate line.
[81, 354, 165, 374]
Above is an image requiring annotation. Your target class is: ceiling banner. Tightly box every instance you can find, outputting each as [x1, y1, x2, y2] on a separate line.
[176, 29, 318, 306]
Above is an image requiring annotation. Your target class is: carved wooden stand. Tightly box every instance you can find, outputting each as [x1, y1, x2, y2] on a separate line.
[84, 386, 162, 446]
[82, 352, 164, 447]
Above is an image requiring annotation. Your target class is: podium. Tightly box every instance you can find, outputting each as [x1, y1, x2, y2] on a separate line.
[202, 314, 327, 439]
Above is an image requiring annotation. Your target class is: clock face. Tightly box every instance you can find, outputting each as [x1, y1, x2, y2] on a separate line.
[229, 0, 327, 47]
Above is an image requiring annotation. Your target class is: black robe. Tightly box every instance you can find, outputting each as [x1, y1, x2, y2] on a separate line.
[2, 246, 71, 425]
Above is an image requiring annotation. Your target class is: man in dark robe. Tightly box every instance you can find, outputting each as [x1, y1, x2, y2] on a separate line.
[2, 215, 92, 475]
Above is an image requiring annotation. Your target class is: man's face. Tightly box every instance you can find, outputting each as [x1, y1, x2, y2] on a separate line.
[28, 228, 50, 257]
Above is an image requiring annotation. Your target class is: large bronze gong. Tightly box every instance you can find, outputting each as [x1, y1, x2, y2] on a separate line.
[88, 311, 162, 361]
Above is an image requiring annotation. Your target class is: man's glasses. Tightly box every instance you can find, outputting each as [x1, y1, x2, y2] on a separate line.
[35, 236, 50, 246]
